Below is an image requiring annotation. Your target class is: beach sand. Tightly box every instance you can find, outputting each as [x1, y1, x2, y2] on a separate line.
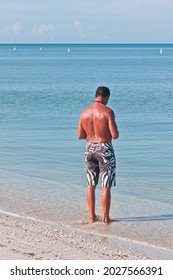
[0, 212, 173, 260]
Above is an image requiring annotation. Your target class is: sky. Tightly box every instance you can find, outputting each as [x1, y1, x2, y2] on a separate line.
[0, 0, 173, 44]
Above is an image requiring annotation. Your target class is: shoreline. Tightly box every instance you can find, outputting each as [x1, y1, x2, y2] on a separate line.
[0, 212, 173, 260]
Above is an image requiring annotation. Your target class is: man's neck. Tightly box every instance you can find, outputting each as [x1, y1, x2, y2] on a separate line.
[95, 100, 104, 104]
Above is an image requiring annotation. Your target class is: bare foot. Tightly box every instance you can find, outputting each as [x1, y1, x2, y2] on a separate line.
[102, 217, 119, 224]
[102, 216, 111, 224]
[89, 215, 99, 223]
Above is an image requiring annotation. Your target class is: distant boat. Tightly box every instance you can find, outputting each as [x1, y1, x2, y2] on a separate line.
[13, 47, 16, 51]
[67, 48, 71, 53]
[40, 47, 42, 51]
[160, 48, 163, 54]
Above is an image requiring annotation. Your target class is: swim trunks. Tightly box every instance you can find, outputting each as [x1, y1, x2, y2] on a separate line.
[85, 142, 116, 188]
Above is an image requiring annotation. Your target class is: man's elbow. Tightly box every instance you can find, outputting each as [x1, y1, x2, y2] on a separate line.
[78, 133, 82, 139]
[78, 132, 86, 139]
[112, 131, 119, 139]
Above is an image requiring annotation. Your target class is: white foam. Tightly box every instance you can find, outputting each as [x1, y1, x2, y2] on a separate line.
[0, 209, 42, 223]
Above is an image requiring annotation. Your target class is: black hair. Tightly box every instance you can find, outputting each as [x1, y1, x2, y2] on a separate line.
[95, 86, 110, 97]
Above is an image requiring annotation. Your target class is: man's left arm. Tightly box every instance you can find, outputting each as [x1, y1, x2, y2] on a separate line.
[77, 117, 87, 139]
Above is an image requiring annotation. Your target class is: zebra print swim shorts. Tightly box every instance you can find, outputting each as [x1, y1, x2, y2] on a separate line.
[85, 142, 116, 188]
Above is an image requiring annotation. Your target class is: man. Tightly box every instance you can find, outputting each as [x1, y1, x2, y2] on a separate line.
[78, 86, 119, 223]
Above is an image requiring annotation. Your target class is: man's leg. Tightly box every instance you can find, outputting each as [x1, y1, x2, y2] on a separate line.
[86, 185, 97, 222]
[102, 186, 111, 223]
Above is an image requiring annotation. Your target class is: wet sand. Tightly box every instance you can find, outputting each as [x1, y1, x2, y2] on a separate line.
[0, 212, 173, 260]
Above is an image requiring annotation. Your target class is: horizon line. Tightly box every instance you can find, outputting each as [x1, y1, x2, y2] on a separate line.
[0, 42, 173, 45]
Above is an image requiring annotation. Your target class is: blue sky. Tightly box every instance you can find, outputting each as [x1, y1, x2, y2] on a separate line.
[0, 0, 172, 43]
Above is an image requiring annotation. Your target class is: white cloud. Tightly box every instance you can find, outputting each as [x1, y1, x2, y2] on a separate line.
[10, 22, 21, 35]
[1, 22, 21, 35]
[32, 24, 54, 36]
[74, 18, 86, 38]
[0, 22, 55, 41]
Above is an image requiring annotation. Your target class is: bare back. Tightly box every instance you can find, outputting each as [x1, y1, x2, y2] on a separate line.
[78, 102, 119, 143]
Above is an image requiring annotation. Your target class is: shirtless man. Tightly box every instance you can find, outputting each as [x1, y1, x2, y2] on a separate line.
[78, 86, 119, 223]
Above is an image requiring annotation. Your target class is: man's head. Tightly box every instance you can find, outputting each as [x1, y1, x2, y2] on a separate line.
[95, 86, 110, 98]
[95, 86, 110, 105]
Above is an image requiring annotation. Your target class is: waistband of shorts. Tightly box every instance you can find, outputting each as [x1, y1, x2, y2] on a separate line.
[86, 142, 112, 146]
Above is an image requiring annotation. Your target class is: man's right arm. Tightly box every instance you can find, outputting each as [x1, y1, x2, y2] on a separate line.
[108, 110, 119, 139]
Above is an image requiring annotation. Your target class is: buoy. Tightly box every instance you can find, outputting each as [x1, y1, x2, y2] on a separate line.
[67, 48, 70, 53]
[160, 48, 163, 54]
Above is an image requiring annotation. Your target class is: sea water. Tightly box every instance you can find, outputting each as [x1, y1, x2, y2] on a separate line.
[0, 44, 173, 251]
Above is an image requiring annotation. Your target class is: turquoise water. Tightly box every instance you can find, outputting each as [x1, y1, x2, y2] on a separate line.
[0, 44, 173, 250]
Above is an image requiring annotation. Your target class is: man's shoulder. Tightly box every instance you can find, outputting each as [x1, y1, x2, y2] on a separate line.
[80, 104, 93, 117]
[84, 103, 95, 111]
[105, 106, 114, 115]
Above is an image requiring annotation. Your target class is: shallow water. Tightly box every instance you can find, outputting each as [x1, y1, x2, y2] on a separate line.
[0, 44, 173, 250]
